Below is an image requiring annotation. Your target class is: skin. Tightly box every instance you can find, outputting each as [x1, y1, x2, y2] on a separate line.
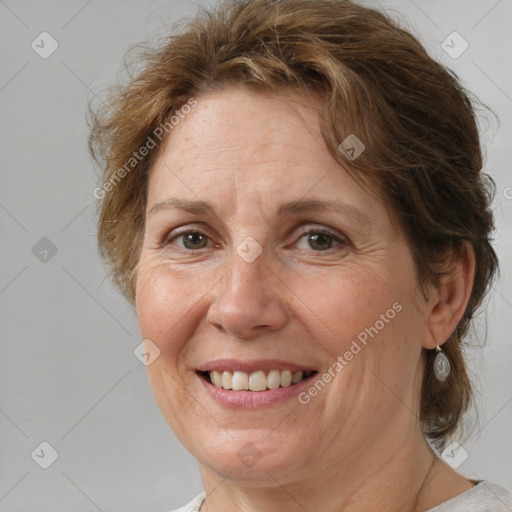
[135, 87, 476, 511]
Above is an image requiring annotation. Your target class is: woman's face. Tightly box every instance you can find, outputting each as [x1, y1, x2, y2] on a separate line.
[136, 88, 430, 484]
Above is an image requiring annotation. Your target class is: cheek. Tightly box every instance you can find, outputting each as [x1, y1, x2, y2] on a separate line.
[287, 262, 403, 353]
[135, 263, 203, 432]
[135, 260, 204, 363]
[287, 256, 424, 408]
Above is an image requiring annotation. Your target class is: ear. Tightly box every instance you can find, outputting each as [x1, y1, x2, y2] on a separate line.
[422, 242, 476, 349]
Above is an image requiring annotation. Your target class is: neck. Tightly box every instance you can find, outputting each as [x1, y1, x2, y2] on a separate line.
[199, 429, 440, 512]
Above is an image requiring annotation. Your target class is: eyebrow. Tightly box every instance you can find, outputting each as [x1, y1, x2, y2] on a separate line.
[148, 197, 371, 227]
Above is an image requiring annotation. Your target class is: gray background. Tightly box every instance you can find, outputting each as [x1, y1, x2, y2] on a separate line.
[0, 0, 511, 510]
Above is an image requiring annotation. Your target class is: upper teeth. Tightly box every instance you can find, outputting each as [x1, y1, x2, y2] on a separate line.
[209, 370, 307, 391]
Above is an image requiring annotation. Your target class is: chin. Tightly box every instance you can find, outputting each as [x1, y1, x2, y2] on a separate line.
[180, 422, 313, 484]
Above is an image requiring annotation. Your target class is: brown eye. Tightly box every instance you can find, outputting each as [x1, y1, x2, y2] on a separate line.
[172, 231, 209, 250]
[294, 229, 344, 252]
[307, 232, 335, 251]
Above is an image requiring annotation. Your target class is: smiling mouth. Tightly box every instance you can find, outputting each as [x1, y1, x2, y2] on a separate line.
[198, 369, 318, 391]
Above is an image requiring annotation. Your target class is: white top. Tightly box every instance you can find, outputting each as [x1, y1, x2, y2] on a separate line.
[168, 481, 512, 511]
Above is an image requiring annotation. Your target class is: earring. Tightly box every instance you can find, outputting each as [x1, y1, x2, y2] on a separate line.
[433, 345, 451, 382]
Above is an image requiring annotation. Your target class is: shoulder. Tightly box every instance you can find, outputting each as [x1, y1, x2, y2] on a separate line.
[428, 481, 512, 511]
[166, 492, 205, 512]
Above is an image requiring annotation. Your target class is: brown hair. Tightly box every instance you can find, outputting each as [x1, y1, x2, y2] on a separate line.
[89, 0, 498, 449]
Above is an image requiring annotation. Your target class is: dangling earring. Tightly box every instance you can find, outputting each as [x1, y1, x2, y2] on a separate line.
[433, 345, 451, 382]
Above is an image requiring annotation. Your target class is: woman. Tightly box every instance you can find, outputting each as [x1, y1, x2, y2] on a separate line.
[89, 0, 512, 510]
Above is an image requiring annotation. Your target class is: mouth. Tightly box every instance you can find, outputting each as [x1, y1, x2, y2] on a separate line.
[198, 369, 318, 391]
[195, 359, 320, 407]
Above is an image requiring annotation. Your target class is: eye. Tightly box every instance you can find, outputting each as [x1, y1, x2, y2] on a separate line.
[167, 230, 211, 250]
[294, 229, 345, 251]
[162, 226, 346, 253]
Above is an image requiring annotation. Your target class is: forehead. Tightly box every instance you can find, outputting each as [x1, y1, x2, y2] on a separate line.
[158, 88, 325, 171]
[146, 87, 385, 225]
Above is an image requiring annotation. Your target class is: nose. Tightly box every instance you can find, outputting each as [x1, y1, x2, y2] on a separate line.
[206, 253, 288, 339]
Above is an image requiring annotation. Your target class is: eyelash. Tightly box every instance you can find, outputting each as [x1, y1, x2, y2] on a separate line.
[161, 225, 348, 253]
